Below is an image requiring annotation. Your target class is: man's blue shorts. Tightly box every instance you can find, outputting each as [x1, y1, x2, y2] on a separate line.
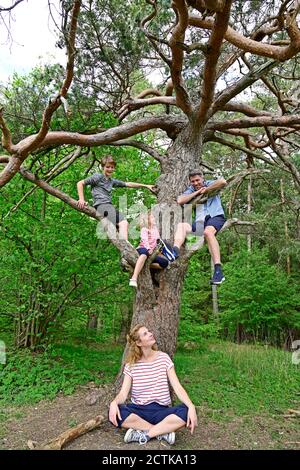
[113, 402, 188, 428]
[192, 214, 226, 235]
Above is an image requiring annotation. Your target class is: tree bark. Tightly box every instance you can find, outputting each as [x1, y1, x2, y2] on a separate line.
[128, 124, 203, 358]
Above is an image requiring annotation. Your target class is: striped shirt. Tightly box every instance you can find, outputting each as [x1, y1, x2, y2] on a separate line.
[124, 352, 174, 406]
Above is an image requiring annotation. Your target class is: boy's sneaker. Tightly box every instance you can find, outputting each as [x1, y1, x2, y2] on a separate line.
[211, 267, 225, 285]
[129, 278, 137, 288]
[157, 431, 176, 445]
[124, 428, 149, 445]
[158, 239, 178, 262]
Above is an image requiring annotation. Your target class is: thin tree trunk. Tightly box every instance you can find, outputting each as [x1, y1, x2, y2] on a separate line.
[280, 179, 291, 274]
[247, 175, 252, 252]
[211, 257, 219, 319]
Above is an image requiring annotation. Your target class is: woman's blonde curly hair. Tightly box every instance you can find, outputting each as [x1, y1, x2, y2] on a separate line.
[125, 324, 158, 366]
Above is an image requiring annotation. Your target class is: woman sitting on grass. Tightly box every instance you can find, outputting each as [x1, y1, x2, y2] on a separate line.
[129, 212, 168, 288]
[109, 324, 198, 445]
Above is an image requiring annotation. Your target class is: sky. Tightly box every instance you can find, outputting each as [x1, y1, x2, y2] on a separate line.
[0, 0, 65, 84]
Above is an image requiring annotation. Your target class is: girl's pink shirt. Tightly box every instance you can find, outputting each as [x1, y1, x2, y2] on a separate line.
[139, 226, 160, 253]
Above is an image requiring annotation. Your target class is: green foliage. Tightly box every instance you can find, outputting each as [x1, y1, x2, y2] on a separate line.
[0, 343, 122, 405]
[218, 247, 300, 342]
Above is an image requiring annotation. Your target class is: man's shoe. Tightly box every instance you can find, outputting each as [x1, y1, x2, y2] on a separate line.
[129, 278, 137, 288]
[124, 428, 149, 445]
[211, 268, 225, 285]
[157, 431, 176, 445]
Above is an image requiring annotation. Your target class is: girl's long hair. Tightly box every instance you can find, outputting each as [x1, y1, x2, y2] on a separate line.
[125, 324, 158, 366]
[139, 211, 150, 229]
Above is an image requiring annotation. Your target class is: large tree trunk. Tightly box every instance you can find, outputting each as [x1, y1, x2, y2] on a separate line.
[128, 125, 203, 357]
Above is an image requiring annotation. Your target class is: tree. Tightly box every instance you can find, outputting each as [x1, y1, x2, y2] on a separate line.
[1, 0, 300, 355]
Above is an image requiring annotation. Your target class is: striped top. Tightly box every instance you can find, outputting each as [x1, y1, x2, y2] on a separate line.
[139, 226, 160, 254]
[124, 352, 174, 406]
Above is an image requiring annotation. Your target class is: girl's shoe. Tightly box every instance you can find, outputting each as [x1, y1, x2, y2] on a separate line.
[129, 278, 138, 288]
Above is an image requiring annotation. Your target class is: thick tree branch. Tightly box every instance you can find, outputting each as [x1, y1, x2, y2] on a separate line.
[169, 0, 192, 115]
[13, 115, 186, 155]
[196, 0, 233, 124]
[209, 114, 300, 131]
[189, 12, 300, 61]
[0, 108, 13, 152]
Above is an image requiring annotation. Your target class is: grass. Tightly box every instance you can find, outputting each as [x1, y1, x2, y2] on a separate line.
[0, 338, 299, 421]
[175, 341, 299, 417]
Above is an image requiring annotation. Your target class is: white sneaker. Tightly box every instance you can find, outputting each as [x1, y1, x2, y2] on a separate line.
[129, 279, 137, 288]
[157, 431, 176, 445]
[124, 428, 148, 444]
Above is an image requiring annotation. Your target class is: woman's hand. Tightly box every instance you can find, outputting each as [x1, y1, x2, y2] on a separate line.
[186, 404, 198, 434]
[109, 400, 121, 427]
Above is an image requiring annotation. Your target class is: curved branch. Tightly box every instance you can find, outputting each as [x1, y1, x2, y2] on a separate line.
[19, 0, 82, 157]
[222, 102, 273, 118]
[0, 0, 25, 12]
[189, 12, 300, 61]
[117, 96, 177, 121]
[264, 126, 300, 188]
[196, 0, 233, 124]
[136, 89, 163, 99]
[14, 115, 186, 153]
[0, 109, 13, 153]
[140, 0, 171, 66]
[184, 218, 255, 259]
[0, 115, 186, 188]
[109, 139, 163, 163]
[169, 0, 192, 115]
[210, 135, 284, 167]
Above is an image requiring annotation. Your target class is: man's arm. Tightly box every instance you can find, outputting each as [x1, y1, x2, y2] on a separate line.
[109, 374, 132, 427]
[177, 178, 227, 205]
[77, 180, 88, 209]
[202, 177, 227, 194]
[177, 190, 200, 205]
[167, 367, 198, 434]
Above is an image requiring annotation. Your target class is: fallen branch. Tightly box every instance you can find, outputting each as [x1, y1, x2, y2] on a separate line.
[30, 414, 105, 450]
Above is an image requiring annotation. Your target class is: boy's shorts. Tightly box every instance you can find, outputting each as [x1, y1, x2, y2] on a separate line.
[192, 214, 226, 235]
[95, 203, 125, 226]
[113, 402, 188, 428]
